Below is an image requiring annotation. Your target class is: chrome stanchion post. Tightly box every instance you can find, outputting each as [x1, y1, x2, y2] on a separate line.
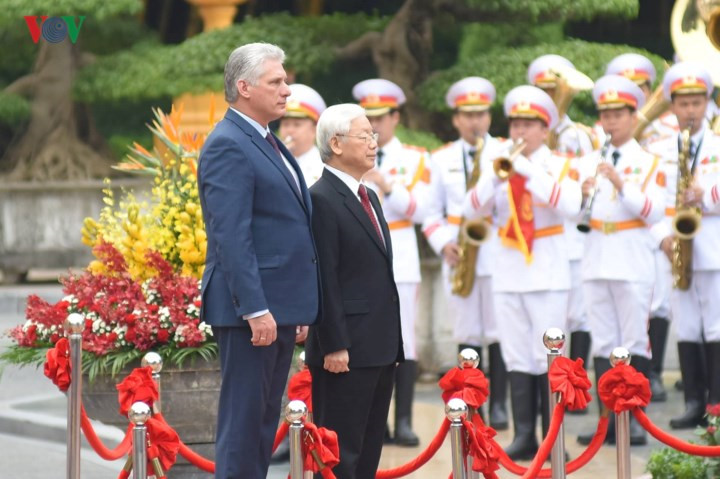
[128, 402, 151, 479]
[65, 313, 84, 479]
[543, 328, 567, 479]
[446, 398, 468, 479]
[457, 348, 480, 479]
[610, 347, 632, 479]
[286, 399, 308, 479]
[141, 352, 163, 413]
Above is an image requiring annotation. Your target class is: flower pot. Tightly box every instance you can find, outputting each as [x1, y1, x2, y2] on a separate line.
[83, 358, 220, 478]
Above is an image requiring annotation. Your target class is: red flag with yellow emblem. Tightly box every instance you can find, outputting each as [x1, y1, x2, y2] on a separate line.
[499, 175, 535, 263]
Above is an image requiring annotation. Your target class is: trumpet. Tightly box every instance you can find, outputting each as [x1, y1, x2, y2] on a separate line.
[577, 135, 612, 233]
[493, 139, 526, 181]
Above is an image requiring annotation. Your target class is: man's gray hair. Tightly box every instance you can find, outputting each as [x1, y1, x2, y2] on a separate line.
[316, 104, 367, 163]
[224, 43, 285, 103]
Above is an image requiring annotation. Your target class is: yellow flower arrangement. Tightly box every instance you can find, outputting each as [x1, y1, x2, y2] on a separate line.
[82, 106, 208, 279]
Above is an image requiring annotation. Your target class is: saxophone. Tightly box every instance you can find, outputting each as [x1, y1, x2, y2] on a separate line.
[451, 135, 490, 297]
[672, 121, 701, 291]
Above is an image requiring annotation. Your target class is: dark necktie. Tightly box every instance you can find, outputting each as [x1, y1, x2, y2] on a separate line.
[376, 149, 384, 167]
[265, 132, 282, 159]
[612, 150, 621, 166]
[358, 185, 385, 246]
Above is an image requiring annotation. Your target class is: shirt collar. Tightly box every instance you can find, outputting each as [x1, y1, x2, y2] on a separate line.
[324, 164, 362, 198]
[230, 107, 269, 137]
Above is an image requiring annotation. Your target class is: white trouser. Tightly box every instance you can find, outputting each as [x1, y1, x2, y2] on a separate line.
[495, 290, 568, 375]
[443, 271, 498, 346]
[650, 250, 672, 319]
[583, 280, 653, 360]
[671, 271, 720, 342]
[567, 260, 589, 332]
[397, 282, 419, 360]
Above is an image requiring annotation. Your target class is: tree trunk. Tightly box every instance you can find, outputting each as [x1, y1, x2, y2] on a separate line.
[1, 40, 112, 181]
[337, 0, 434, 130]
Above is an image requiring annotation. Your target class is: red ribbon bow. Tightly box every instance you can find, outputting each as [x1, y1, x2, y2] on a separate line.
[288, 369, 313, 413]
[464, 419, 500, 478]
[116, 367, 159, 416]
[598, 363, 651, 413]
[549, 357, 592, 411]
[302, 422, 340, 478]
[438, 367, 490, 409]
[146, 416, 180, 475]
[44, 337, 72, 392]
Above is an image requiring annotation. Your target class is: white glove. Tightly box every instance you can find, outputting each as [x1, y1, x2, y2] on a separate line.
[511, 155, 535, 178]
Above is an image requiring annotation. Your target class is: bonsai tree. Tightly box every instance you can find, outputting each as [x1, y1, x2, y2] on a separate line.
[0, 0, 145, 180]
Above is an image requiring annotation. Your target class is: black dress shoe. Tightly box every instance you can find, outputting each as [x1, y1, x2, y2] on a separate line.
[394, 417, 419, 447]
[670, 401, 707, 429]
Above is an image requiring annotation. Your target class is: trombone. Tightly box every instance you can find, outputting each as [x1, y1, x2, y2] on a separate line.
[492, 139, 526, 181]
[577, 134, 612, 233]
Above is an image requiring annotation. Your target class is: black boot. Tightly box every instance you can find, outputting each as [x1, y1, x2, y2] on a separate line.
[537, 373, 550, 438]
[670, 342, 708, 429]
[648, 317, 669, 402]
[488, 343, 509, 430]
[705, 341, 720, 404]
[578, 357, 615, 445]
[505, 372, 539, 460]
[628, 356, 650, 446]
[394, 360, 419, 447]
[567, 331, 591, 415]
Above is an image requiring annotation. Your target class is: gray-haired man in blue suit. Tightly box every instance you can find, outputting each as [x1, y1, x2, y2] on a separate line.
[198, 42, 320, 479]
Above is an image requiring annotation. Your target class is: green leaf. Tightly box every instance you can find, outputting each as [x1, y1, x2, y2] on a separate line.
[0, 90, 31, 126]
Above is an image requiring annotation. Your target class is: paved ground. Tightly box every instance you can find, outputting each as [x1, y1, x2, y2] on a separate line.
[0, 285, 696, 478]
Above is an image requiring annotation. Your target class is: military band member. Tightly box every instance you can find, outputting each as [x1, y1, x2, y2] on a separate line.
[605, 52, 671, 402]
[278, 83, 326, 186]
[528, 54, 595, 370]
[352, 78, 432, 446]
[527, 54, 595, 156]
[574, 75, 665, 446]
[647, 62, 720, 430]
[463, 86, 581, 460]
[422, 77, 508, 429]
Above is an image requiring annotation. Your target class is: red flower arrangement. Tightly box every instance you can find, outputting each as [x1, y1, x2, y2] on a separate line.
[4, 241, 213, 379]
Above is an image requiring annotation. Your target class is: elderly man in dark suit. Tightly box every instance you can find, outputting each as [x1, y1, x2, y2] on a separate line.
[306, 103, 404, 479]
[197, 42, 320, 479]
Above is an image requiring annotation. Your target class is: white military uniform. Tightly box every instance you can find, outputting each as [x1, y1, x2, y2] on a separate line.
[579, 75, 666, 360]
[295, 146, 323, 186]
[366, 136, 432, 359]
[648, 127, 720, 342]
[424, 136, 506, 345]
[464, 141, 581, 374]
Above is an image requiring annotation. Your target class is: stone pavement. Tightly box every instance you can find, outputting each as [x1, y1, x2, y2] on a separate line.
[0, 285, 696, 478]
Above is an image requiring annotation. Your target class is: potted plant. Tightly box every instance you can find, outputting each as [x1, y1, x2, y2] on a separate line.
[646, 404, 720, 478]
[1, 107, 218, 477]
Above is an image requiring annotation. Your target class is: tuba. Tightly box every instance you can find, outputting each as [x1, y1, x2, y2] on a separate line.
[671, 0, 720, 85]
[547, 66, 594, 150]
[672, 122, 702, 290]
[633, 83, 670, 141]
[452, 135, 490, 297]
[493, 139, 527, 181]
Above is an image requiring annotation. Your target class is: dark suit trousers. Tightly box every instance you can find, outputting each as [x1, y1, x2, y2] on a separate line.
[214, 325, 296, 479]
[310, 364, 396, 479]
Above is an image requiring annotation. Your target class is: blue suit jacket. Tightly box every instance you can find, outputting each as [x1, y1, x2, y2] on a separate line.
[198, 109, 320, 327]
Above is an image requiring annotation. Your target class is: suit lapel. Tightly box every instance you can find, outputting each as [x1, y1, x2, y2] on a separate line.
[368, 188, 392, 262]
[322, 170, 388, 256]
[225, 110, 307, 211]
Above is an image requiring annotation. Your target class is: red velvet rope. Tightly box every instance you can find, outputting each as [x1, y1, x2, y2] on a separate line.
[549, 357, 592, 411]
[633, 409, 720, 457]
[375, 419, 451, 479]
[494, 413, 609, 477]
[155, 412, 215, 473]
[518, 403, 564, 479]
[44, 338, 71, 392]
[117, 469, 130, 479]
[80, 405, 133, 460]
[274, 421, 290, 453]
[288, 369, 313, 413]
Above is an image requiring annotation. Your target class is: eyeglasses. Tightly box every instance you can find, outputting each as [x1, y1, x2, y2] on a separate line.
[336, 132, 379, 144]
